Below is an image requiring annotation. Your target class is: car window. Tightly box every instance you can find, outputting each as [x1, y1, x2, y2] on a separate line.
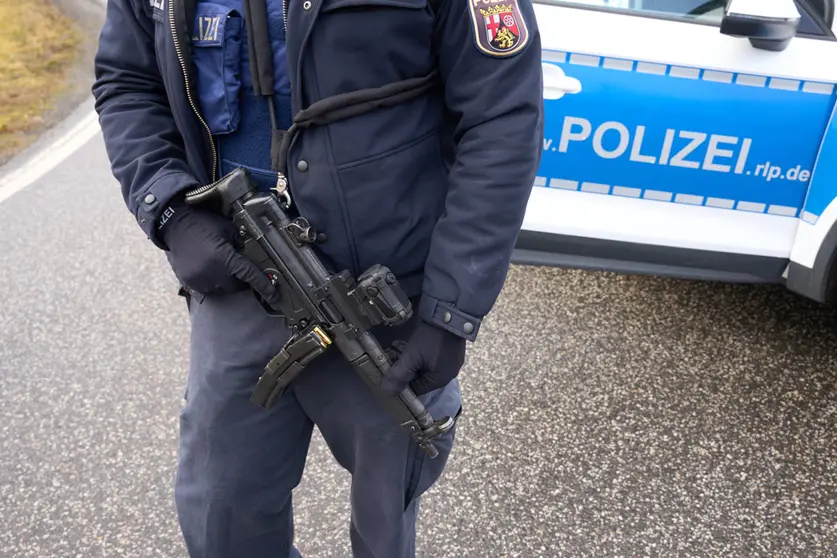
[553, 0, 834, 37]
[797, 0, 835, 34]
[802, 0, 834, 27]
[556, 0, 726, 23]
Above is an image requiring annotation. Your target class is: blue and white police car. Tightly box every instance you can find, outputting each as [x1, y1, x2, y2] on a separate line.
[518, 0, 837, 306]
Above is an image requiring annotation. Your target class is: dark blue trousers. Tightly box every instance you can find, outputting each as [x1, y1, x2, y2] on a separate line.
[174, 289, 460, 558]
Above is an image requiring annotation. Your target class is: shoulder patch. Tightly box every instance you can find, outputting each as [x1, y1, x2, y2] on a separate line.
[468, 0, 529, 58]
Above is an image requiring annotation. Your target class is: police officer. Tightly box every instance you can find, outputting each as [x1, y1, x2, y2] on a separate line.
[92, 0, 543, 553]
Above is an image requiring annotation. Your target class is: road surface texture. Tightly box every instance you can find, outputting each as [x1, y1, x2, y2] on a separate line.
[1, 103, 836, 558]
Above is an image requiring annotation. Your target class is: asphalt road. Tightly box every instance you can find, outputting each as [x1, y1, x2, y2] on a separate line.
[1, 104, 837, 558]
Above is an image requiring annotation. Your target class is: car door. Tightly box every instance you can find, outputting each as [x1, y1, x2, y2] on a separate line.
[520, 0, 837, 283]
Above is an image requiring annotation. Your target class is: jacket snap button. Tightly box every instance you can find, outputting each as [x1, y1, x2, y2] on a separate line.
[144, 193, 156, 204]
[297, 160, 309, 172]
[443, 312, 452, 323]
[303, 1, 312, 9]
[463, 322, 474, 334]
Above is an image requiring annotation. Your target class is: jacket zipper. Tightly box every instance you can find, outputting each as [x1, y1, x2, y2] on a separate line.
[170, 0, 218, 183]
[276, 0, 290, 201]
[184, 168, 236, 200]
[283, 0, 288, 30]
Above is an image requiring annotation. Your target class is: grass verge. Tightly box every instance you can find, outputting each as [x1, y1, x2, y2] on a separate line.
[0, 0, 82, 161]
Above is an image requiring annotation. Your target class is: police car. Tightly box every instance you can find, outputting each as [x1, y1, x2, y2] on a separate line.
[518, 0, 837, 306]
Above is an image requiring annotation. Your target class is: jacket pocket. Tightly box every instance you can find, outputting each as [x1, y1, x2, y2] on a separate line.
[337, 129, 448, 281]
[191, 2, 243, 135]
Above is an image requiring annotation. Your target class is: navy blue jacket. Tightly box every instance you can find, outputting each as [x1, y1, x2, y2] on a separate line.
[92, 0, 543, 341]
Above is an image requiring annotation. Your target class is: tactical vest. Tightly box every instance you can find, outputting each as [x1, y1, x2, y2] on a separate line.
[189, 0, 438, 195]
[190, 0, 293, 191]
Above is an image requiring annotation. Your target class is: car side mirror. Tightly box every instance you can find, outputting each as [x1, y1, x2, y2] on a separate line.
[720, 0, 800, 52]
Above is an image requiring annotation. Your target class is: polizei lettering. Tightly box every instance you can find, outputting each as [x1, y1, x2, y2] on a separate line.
[553, 116, 752, 174]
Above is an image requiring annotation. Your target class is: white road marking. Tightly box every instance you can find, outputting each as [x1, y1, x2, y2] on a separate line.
[0, 0, 106, 207]
[0, 110, 101, 206]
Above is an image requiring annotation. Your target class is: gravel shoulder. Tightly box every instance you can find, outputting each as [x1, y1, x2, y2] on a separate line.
[0, 0, 103, 169]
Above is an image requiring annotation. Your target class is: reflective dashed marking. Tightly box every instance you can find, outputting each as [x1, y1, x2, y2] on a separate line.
[669, 66, 700, 80]
[569, 53, 599, 67]
[768, 205, 799, 217]
[636, 62, 666, 75]
[581, 182, 610, 194]
[613, 186, 641, 198]
[535, 178, 802, 218]
[802, 211, 818, 224]
[553, 49, 836, 94]
[703, 70, 733, 84]
[736, 74, 767, 87]
[542, 51, 567, 64]
[802, 82, 834, 95]
[675, 193, 703, 205]
[644, 190, 673, 202]
[706, 198, 735, 209]
[737, 201, 767, 212]
[603, 58, 633, 71]
[550, 178, 578, 190]
[769, 78, 801, 91]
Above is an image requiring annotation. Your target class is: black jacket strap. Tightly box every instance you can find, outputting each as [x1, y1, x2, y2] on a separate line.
[273, 70, 439, 173]
[241, 0, 275, 97]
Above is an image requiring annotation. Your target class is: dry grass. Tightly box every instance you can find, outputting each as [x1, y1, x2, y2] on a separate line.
[0, 0, 81, 159]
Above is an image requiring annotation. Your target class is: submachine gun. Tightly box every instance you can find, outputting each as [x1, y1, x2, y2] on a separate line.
[183, 167, 454, 458]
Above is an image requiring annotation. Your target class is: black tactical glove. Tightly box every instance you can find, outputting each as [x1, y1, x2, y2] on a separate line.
[159, 199, 280, 304]
[380, 320, 466, 397]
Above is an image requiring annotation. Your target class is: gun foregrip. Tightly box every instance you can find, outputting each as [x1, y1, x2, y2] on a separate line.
[349, 352, 453, 459]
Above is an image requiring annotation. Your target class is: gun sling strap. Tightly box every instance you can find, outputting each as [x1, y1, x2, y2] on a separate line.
[240, 0, 439, 175]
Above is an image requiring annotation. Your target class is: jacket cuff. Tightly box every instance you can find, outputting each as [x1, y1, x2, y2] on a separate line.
[418, 294, 482, 342]
[134, 171, 198, 250]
